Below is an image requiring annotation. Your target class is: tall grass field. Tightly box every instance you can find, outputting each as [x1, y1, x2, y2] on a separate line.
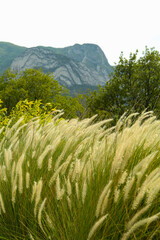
[0, 112, 160, 239]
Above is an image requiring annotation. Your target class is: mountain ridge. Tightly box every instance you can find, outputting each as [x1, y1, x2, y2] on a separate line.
[0, 42, 113, 92]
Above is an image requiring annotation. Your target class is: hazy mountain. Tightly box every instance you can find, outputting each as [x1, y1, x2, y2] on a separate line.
[0, 42, 26, 74]
[0, 42, 113, 93]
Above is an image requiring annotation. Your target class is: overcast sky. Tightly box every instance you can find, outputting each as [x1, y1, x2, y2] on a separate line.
[1, 0, 160, 65]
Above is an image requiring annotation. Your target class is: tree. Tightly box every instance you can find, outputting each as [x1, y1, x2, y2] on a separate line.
[0, 69, 28, 112]
[0, 68, 66, 112]
[0, 68, 85, 118]
[85, 47, 160, 120]
[137, 47, 160, 111]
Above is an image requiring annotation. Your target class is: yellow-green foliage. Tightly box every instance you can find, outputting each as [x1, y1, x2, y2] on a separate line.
[0, 112, 160, 239]
[0, 99, 61, 138]
[9, 99, 57, 123]
[0, 99, 8, 128]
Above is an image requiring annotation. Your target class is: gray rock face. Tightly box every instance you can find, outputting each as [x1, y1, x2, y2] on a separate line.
[11, 44, 112, 88]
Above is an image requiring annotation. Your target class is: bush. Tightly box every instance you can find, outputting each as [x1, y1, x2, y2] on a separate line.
[0, 112, 160, 239]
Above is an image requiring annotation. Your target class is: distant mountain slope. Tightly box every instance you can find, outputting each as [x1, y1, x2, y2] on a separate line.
[38, 43, 112, 74]
[0, 42, 26, 74]
[0, 42, 113, 93]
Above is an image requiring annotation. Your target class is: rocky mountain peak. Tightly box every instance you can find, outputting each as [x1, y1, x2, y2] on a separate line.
[0, 42, 113, 92]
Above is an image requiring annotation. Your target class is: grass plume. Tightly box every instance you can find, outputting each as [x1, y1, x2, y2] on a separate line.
[0, 112, 159, 239]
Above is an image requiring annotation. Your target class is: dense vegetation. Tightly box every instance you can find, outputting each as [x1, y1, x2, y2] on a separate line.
[85, 47, 160, 122]
[0, 68, 84, 119]
[0, 112, 160, 239]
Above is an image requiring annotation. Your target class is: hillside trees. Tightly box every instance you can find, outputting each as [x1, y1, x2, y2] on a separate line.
[85, 47, 160, 120]
[0, 68, 84, 118]
[137, 47, 160, 110]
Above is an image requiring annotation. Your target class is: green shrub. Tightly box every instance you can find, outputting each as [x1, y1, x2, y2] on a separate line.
[0, 112, 160, 239]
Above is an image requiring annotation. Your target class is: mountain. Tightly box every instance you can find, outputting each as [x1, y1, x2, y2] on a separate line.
[0, 42, 26, 74]
[0, 42, 113, 93]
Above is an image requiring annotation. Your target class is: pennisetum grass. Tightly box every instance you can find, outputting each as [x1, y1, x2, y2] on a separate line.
[0, 111, 160, 239]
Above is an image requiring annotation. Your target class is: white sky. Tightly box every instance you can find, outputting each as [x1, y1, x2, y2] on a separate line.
[1, 0, 160, 65]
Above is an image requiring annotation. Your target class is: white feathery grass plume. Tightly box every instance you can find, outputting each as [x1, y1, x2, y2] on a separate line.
[114, 187, 120, 203]
[146, 177, 160, 205]
[23, 130, 34, 153]
[4, 148, 12, 170]
[34, 179, 43, 215]
[126, 204, 151, 230]
[54, 136, 74, 170]
[87, 160, 94, 181]
[31, 181, 37, 202]
[121, 213, 160, 240]
[2, 165, 7, 182]
[11, 161, 16, 184]
[132, 152, 158, 185]
[85, 119, 112, 136]
[45, 212, 54, 229]
[75, 182, 79, 200]
[9, 123, 27, 145]
[132, 169, 160, 209]
[12, 182, 17, 204]
[75, 158, 85, 181]
[75, 158, 81, 175]
[37, 145, 51, 169]
[144, 168, 160, 186]
[0, 193, 5, 213]
[49, 155, 72, 186]
[110, 141, 126, 176]
[95, 181, 112, 218]
[67, 196, 72, 211]
[0, 165, 7, 182]
[38, 198, 47, 233]
[131, 185, 147, 210]
[66, 177, 72, 196]
[74, 144, 83, 159]
[118, 171, 128, 186]
[49, 125, 63, 142]
[26, 172, 30, 189]
[87, 214, 108, 240]
[39, 132, 50, 150]
[11, 138, 19, 152]
[18, 167, 23, 194]
[123, 176, 135, 201]
[5, 117, 24, 138]
[56, 175, 65, 200]
[60, 154, 73, 175]
[32, 131, 41, 150]
[123, 113, 139, 127]
[115, 112, 127, 133]
[71, 158, 81, 181]
[101, 189, 111, 216]
[50, 133, 61, 149]
[16, 153, 25, 175]
[48, 157, 52, 171]
[32, 151, 36, 159]
[82, 180, 87, 204]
